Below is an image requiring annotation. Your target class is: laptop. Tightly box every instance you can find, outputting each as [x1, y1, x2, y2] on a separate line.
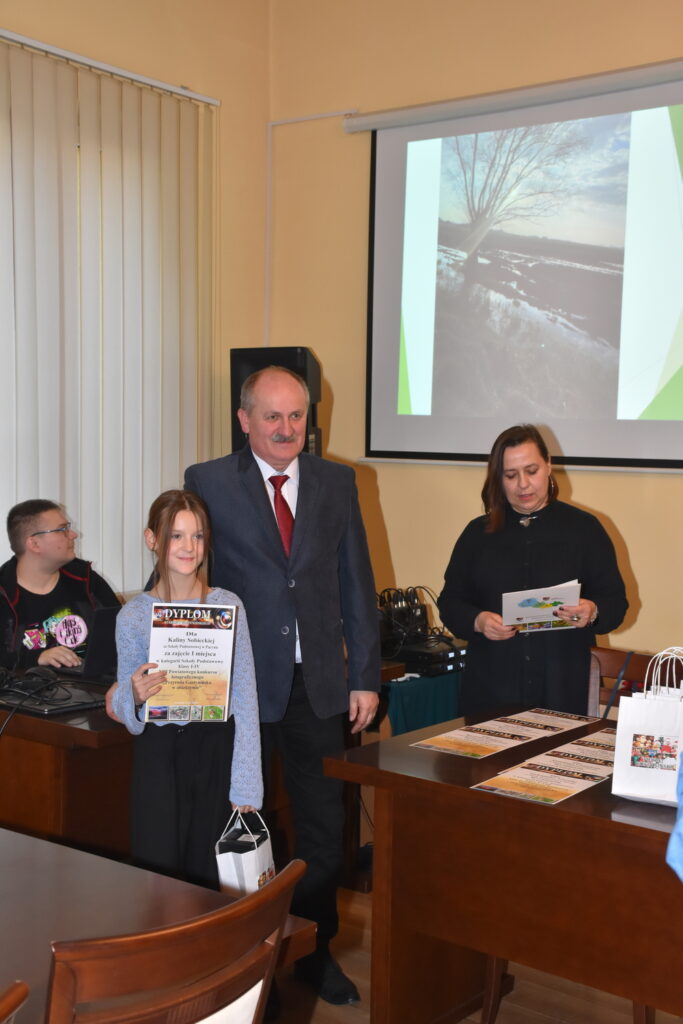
[56, 605, 120, 685]
[0, 676, 106, 716]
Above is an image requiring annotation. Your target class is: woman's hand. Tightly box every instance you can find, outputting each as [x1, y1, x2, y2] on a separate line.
[131, 662, 166, 704]
[474, 611, 517, 641]
[231, 803, 257, 812]
[555, 600, 597, 629]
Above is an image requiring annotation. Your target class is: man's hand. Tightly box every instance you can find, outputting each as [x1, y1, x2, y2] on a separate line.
[348, 690, 379, 734]
[38, 646, 82, 668]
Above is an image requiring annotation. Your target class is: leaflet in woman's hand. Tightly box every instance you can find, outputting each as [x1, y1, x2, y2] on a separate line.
[502, 579, 580, 631]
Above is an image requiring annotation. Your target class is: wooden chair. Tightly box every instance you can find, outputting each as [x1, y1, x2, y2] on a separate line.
[0, 982, 29, 1024]
[587, 646, 654, 718]
[482, 648, 659, 1024]
[46, 859, 306, 1024]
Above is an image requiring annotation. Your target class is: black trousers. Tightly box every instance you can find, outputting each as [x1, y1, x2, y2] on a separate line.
[130, 719, 234, 889]
[261, 667, 345, 947]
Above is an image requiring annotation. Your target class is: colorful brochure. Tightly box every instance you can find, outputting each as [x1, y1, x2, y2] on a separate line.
[502, 579, 580, 631]
[412, 707, 595, 759]
[145, 603, 236, 723]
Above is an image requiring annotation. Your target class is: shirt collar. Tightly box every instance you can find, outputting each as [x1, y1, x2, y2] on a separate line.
[252, 451, 300, 487]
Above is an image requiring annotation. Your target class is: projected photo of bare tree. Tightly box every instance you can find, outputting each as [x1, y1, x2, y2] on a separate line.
[432, 113, 629, 420]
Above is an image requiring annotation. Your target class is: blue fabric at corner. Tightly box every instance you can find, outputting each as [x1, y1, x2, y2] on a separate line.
[666, 763, 683, 881]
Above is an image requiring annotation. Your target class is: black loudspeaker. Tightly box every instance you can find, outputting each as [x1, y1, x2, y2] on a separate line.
[229, 347, 322, 455]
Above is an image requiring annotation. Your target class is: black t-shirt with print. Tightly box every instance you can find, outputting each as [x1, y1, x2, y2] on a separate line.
[16, 576, 91, 660]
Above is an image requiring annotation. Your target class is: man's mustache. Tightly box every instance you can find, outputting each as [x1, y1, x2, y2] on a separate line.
[272, 432, 296, 443]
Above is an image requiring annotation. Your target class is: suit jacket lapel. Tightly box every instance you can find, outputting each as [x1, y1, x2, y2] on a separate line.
[237, 447, 285, 556]
[290, 453, 319, 563]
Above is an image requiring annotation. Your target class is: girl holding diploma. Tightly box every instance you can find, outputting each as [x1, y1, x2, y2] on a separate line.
[112, 489, 262, 888]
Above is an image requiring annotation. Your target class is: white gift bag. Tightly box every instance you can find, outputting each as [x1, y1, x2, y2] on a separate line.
[612, 647, 683, 807]
[215, 810, 276, 896]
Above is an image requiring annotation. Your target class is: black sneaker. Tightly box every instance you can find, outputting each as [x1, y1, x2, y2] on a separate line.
[294, 951, 360, 1005]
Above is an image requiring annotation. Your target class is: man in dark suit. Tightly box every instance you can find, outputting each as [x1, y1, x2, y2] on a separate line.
[185, 366, 380, 1006]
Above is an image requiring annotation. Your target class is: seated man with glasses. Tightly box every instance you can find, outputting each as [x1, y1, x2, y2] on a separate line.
[0, 500, 120, 671]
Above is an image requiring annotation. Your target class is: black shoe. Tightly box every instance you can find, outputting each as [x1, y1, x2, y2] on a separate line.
[294, 951, 360, 1005]
[263, 978, 281, 1021]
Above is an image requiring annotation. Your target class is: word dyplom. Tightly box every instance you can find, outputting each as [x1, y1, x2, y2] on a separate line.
[152, 605, 233, 629]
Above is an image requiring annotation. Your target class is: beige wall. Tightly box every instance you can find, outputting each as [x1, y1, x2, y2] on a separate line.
[268, 0, 683, 655]
[2, 0, 682, 652]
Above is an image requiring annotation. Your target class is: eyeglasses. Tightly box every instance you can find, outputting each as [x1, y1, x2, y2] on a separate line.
[30, 522, 72, 537]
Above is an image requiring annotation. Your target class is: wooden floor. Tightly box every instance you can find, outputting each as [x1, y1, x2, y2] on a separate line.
[275, 889, 683, 1024]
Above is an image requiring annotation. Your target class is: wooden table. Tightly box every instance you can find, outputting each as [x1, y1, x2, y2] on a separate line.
[325, 717, 683, 1024]
[0, 705, 133, 855]
[0, 661, 407, 865]
[0, 828, 315, 1023]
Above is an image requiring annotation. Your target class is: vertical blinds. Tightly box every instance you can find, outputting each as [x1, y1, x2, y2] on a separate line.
[0, 40, 216, 592]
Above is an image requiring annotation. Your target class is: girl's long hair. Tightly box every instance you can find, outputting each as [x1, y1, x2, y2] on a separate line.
[147, 490, 211, 600]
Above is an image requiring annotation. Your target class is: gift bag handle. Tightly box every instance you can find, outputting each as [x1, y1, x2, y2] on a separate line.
[218, 809, 269, 850]
[643, 647, 683, 697]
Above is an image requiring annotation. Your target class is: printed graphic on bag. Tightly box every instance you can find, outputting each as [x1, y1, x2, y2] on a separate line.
[630, 733, 678, 771]
[258, 865, 276, 888]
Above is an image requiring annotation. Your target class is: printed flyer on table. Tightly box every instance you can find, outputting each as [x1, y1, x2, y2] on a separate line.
[412, 708, 596, 759]
[472, 727, 617, 805]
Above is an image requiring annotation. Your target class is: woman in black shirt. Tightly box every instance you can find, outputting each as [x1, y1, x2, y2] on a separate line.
[438, 425, 628, 717]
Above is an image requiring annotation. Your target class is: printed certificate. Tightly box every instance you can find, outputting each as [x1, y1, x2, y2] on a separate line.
[412, 707, 595, 758]
[470, 726, 618, 803]
[569, 726, 617, 751]
[502, 579, 580, 631]
[145, 603, 236, 724]
[528, 744, 614, 778]
[473, 761, 605, 805]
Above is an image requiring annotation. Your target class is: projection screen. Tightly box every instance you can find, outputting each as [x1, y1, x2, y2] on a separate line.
[366, 68, 683, 467]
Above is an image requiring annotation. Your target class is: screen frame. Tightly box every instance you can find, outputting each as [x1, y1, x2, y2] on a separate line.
[364, 61, 683, 470]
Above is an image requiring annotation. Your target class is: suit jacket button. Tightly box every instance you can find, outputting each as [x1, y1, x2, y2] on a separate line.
[281, 626, 290, 635]
[288, 579, 295, 588]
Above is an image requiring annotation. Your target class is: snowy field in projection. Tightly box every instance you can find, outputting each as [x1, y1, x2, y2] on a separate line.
[401, 112, 630, 420]
[431, 230, 624, 420]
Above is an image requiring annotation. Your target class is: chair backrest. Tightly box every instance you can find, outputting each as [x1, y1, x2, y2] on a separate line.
[587, 646, 654, 717]
[46, 859, 306, 1024]
[0, 982, 29, 1024]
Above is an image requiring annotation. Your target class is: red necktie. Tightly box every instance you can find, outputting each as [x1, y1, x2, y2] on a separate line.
[269, 475, 294, 556]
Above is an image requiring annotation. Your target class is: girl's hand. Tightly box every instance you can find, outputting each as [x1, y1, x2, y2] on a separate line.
[231, 803, 257, 812]
[105, 682, 122, 722]
[131, 663, 166, 704]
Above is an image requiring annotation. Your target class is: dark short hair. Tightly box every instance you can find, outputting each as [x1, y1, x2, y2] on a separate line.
[481, 425, 555, 532]
[7, 499, 62, 555]
[239, 366, 310, 414]
[146, 490, 211, 601]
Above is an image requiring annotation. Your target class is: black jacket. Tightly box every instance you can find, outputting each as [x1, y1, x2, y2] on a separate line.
[185, 447, 381, 722]
[0, 556, 120, 670]
[438, 501, 628, 717]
